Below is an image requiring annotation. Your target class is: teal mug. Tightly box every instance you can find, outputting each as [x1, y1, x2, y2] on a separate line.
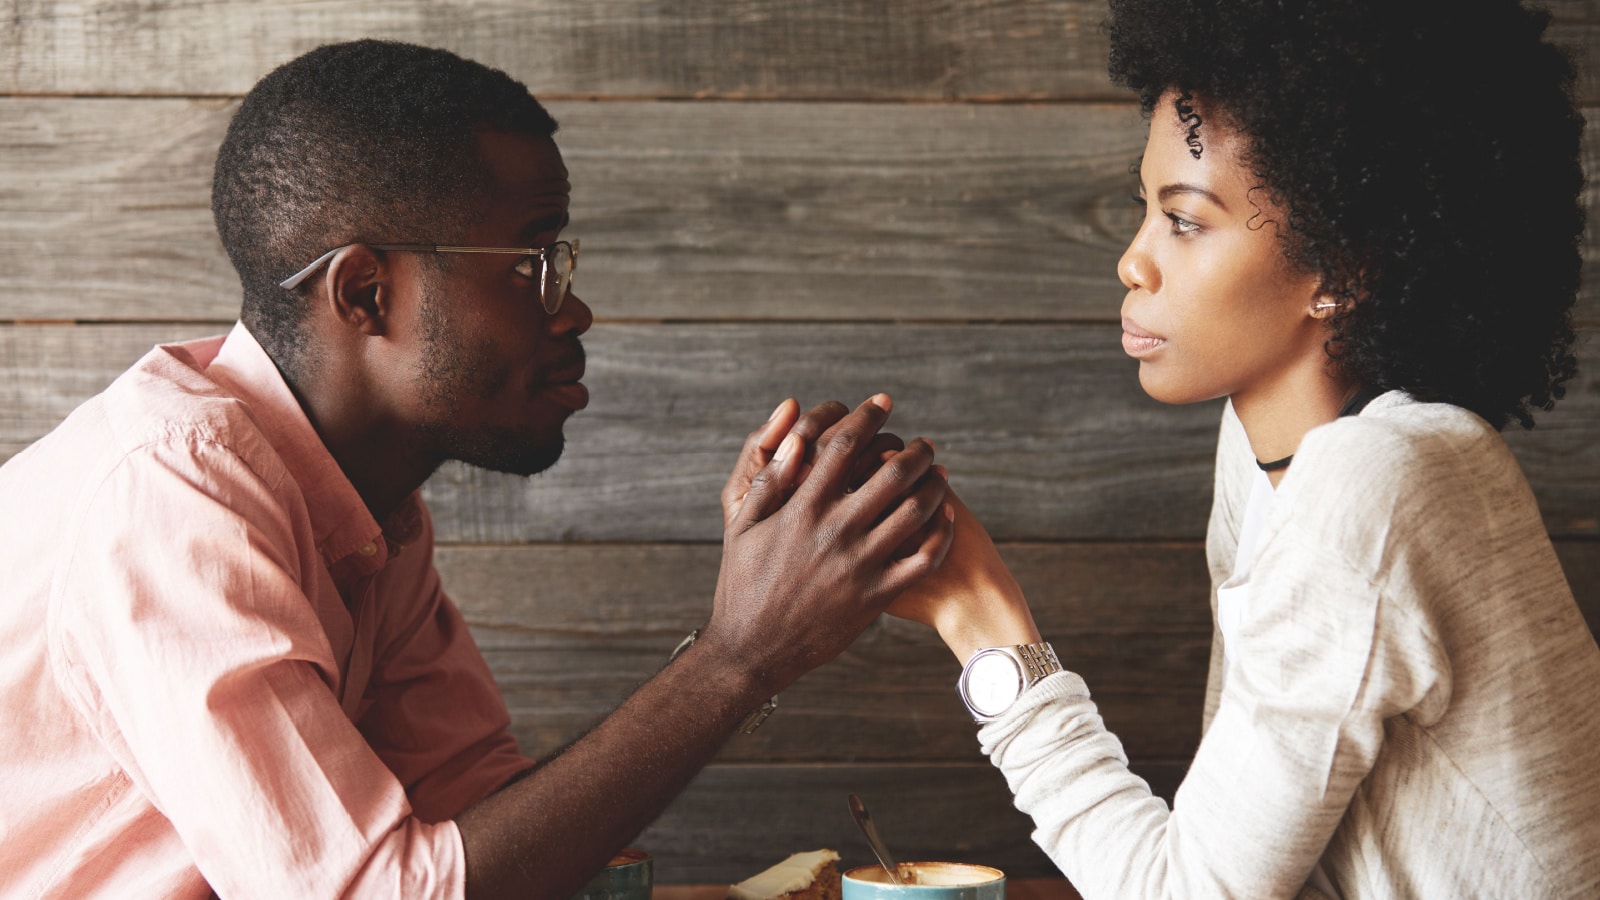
[842, 863, 1005, 900]
[571, 848, 652, 900]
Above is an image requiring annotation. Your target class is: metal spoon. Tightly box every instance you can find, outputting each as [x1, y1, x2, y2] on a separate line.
[847, 793, 902, 885]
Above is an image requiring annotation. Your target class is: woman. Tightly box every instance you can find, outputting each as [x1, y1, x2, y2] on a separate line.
[886, 0, 1600, 896]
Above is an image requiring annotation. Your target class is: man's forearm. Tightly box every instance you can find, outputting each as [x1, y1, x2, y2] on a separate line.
[456, 639, 766, 900]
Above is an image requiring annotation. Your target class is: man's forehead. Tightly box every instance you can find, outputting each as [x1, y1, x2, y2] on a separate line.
[476, 130, 571, 198]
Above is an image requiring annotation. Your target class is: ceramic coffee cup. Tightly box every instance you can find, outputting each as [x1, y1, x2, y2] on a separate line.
[571, 848, 652, 900]
[842, 862, 1005, 900]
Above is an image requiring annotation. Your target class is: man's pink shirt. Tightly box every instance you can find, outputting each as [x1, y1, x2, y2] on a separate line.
[0, 324, 534, 897]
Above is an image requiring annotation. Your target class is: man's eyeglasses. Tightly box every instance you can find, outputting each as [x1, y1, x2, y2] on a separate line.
[278, 241, 580, 316]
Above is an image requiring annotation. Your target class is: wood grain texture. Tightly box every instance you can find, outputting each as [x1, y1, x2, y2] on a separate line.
[3, 322, 1597, 540]
[0, 0, 1116, 99]
[634, 761, 1103, 884]
[633, 761, 1127, 884]
[441, 540, 1598, 767]
[0, 98, 1145, 322]
[441, 542, 1214, 764]
[3, 99, 1598, 324]
[3, 0, 1596, 104]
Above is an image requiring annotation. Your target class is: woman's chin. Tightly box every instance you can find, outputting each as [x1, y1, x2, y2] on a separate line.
[1136, 367, 1223, 407]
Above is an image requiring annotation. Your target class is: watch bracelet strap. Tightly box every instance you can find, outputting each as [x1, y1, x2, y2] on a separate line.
[670, 629, 778, 734]
[1015, 641, 1063, 681]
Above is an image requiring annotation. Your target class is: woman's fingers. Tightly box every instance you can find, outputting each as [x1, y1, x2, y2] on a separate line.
[731, 431, 808, 527]
[721, 399, 798, 522]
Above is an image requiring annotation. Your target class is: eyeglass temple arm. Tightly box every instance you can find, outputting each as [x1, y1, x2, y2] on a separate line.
[279, 243, 568, 291]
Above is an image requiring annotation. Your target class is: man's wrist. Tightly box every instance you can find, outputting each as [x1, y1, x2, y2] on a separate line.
[667, 629, 779, 733]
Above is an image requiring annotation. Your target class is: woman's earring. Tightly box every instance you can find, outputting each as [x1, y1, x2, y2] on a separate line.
[1311, 300, 1339, 318]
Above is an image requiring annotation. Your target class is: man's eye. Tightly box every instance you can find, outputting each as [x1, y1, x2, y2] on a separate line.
[513, 255, 538, 278]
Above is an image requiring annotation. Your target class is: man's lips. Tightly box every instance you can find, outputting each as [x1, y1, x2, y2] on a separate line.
[545, 359, 585, 385]
[1121, 317, 1166, 357]
[540, 355, 588, 409]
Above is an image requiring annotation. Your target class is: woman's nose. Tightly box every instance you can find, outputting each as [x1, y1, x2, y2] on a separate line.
[1117, 232, 1158, 294]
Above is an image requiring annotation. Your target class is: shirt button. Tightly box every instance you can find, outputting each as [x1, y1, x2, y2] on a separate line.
[358, 542, 378, 557]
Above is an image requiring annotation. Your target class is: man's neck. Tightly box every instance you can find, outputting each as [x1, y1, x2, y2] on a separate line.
[279, 366, 440, 526]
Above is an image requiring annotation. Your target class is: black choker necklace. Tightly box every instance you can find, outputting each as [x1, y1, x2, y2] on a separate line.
[1256, 453, 1295, 472]
[1254, 388, 1382, 473]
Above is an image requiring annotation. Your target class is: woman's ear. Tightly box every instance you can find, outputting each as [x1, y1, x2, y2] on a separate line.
[1308, 282, 1343, 320]
[323, 245, 387, 336]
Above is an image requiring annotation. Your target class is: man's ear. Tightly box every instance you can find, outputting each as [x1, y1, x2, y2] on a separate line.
[322, 245, 388, 336]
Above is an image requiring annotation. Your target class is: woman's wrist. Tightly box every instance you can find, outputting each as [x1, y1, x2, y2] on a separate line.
[932, 583, 1042, 665]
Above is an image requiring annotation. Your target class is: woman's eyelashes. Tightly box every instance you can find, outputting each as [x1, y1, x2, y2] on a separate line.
[1130, 192, 1201, 238]
[1164, 210, 1201, 236]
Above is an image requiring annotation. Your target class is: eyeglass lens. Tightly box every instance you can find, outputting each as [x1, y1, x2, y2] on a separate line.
[540, 241, 576, 315]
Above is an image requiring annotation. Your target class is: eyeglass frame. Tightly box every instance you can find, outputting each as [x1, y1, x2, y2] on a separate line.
[277, 240, 580, 316]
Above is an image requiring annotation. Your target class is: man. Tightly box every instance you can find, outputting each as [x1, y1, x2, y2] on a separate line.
[0, 40, 951, 898]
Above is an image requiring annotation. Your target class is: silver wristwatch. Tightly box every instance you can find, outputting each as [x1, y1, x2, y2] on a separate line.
[957, 642, 1062, 723]
[670, 629, 777, 734]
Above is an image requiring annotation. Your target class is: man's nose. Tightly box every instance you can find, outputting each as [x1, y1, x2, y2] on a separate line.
[548, 291, 593, 337]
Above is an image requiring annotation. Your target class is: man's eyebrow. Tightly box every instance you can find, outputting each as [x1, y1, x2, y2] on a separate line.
[1157, 182, 1228, 212]
[517, 212, 570, 244]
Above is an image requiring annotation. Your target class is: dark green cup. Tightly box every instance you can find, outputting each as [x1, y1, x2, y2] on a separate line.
[572, 848, 652, 900]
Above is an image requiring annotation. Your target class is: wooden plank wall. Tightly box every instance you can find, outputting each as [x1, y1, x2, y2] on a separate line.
[2, 1, 1596, 887]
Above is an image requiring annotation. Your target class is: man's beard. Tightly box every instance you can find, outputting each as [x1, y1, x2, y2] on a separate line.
[417, 417, 566, 477]
[413, 283, 570, 478]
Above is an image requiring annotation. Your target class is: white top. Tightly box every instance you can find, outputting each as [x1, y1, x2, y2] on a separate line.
[1215, 467, 1277, 663]
[979, 393, 1600, 899]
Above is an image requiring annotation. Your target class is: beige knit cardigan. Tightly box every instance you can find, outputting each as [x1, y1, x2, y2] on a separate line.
[981, 393, 1600, 899]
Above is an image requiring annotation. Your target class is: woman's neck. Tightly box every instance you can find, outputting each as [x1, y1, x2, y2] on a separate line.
[1233, 365, 1359, 488]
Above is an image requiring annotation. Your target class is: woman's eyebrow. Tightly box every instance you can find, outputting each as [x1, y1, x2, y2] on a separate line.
[1157, 182, 1229, 212]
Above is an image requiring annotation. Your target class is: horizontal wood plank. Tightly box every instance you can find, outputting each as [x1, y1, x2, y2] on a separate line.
[0, 0, 1115, 100]
[442, 540, 1598, 766]
[3, 1, 1596, 104]
[635, 762, 1096, 884]
[2, 99, 1597, 324]
[0, 99, 1145, 322]
[3, 322, 1597, 541]
[443, 542, 1215, 764]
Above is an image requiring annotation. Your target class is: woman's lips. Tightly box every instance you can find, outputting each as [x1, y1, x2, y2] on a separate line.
[1121, 318, 1166, 357]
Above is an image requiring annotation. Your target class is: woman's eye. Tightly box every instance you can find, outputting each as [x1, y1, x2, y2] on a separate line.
[1164, 211, 1200, 235]
[513, 255, 538, 279]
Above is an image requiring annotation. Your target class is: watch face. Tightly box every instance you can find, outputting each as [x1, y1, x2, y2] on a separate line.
[964, 651, 1024, 717]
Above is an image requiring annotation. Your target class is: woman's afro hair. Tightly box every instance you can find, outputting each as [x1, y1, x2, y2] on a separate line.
[1108, 0, 1586, 429]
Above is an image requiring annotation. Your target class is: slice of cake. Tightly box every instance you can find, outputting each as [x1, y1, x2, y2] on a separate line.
[726, 849, 842, 900]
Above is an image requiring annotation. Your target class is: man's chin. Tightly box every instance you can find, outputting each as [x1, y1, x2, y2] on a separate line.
[435, 426, 566, 478]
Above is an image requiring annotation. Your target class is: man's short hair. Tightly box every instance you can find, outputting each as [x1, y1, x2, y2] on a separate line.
[212, 40, 559, 376]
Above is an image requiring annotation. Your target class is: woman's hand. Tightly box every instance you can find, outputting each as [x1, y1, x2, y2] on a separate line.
[886, 488, 1042, 664]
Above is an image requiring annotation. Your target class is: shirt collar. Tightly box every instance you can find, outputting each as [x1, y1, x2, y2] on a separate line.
[198, 322, 421, 571]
